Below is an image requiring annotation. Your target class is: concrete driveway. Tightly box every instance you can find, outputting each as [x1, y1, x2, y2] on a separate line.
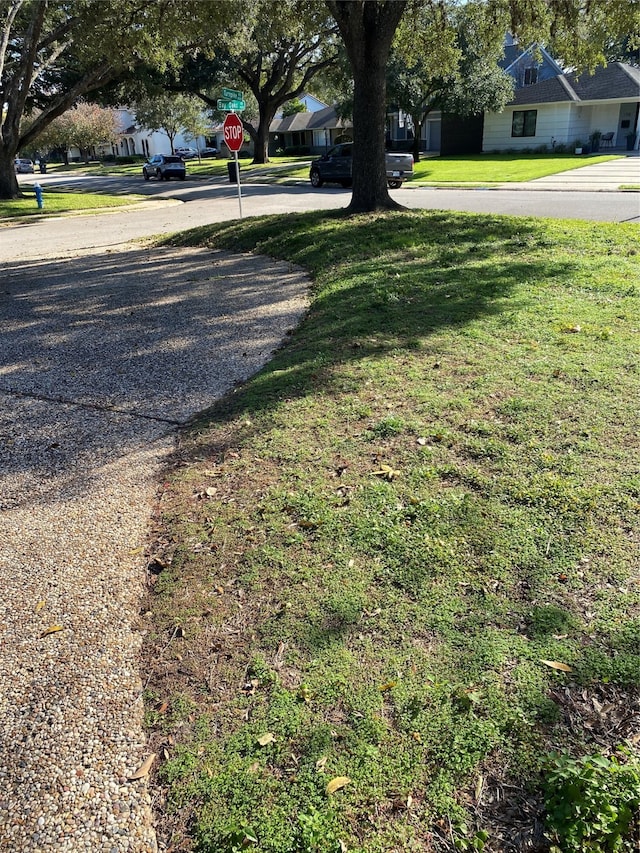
[503, 152, 640, 191]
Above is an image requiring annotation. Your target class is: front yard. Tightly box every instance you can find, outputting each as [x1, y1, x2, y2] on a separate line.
[142, 210, 640, 853]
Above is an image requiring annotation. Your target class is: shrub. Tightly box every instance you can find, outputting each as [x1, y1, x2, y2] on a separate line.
[543, 750, 640, 852]
[283, 145, 311, 156]
[115, 154, 145, 164]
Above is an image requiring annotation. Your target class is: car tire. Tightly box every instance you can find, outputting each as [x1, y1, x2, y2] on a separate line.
[340, 179, 352, 188]
[143, 170, 150, 181]
[387, 180, 402, 189]
[179, 175, 185, 180]
[310, 169, 323, 188]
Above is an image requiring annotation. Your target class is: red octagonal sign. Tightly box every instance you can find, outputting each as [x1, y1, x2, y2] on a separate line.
[223, 113, 244, 152]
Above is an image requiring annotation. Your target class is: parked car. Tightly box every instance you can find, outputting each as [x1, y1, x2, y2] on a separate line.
[142, 154, 186, 181]
[174, 146, 197, 159]
[309, 143, 414, 189]
[200, 147, 219, 158]
[14, 158, 35, 174]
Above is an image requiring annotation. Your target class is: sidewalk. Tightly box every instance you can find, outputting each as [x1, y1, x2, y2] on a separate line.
[0, 247, 309, 852]
[499, 152, 640, 192]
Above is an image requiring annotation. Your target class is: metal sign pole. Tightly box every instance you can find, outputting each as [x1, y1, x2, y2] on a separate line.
[234, 147, 243, 219]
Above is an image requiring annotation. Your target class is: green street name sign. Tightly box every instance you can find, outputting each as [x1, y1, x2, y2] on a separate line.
[222, 87, 243, 100]
[217, 99, 246, 111]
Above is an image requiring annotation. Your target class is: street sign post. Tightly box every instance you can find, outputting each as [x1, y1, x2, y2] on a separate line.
[223, 112, 245, 218]
[223, 112, 244, 152]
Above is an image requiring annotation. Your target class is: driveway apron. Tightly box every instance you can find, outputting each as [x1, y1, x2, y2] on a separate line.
[0, 245, 309, 851]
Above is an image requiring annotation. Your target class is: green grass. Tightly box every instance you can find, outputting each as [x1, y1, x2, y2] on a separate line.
[144, 210, 640, 853]
[0, 187, 144, 218]
[272, 153, 622, 186]
[410, 153, 621, 185]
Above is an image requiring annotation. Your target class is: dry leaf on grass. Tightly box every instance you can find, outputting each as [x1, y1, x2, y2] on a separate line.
[372, 463, 400, 481]
[541, 659, 573, 672]
[326, 776, 350, 795]
[128, 753, 156, 780]
[257, 732, 275, 746]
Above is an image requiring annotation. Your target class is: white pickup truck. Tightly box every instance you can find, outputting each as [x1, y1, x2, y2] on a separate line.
[309, 143, 414, 189]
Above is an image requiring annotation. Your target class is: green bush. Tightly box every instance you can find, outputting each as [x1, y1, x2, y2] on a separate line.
[284, 145, 311, 156]
[543, 750, 640, 852]
[115, 154, 145, 164]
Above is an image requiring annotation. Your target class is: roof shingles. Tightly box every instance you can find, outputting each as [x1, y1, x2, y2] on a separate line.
[510, 62, 640, 106]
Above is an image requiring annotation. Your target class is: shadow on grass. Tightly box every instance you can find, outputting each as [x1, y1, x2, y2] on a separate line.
[162, 209, 571, 429]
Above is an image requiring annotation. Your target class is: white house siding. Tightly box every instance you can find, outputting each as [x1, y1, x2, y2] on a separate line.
[593, 104, 621, 138]
[567, 105, 593, 145]
[483, 103, 571, 150]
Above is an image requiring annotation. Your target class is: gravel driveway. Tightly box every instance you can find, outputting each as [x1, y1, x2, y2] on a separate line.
[0, 243, 309, 851]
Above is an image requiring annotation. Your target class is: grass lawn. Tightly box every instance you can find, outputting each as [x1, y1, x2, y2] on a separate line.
[0, 187, 145, 218]
[143, 210, 640, 853]
[272, 153, 622, 186]
[410, 154, 621, 185]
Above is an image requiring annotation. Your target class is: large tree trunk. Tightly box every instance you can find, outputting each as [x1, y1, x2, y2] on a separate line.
[252, 101, 278, 164]
[327, 1, 407, 213]
[0, 147, 20, 199]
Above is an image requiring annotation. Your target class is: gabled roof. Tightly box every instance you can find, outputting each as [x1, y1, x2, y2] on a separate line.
[499, 42, 563, 75]
[510, 62, 640, 105]
[270, 106, 351, 133]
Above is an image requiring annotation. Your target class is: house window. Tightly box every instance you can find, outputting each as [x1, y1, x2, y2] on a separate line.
[524, 67, 538, 85]
[512, 109, 537, 137]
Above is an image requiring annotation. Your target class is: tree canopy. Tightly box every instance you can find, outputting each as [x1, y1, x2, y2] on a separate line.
[0, 0, 235, 197]
[31, 101, 119, 163]
[133, 92, 205, 154]
[326, 0, 640, 213]
[171, 0, 339, 163]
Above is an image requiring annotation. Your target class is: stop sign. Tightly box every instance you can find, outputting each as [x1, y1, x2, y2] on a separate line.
[223, 113, 244, 152]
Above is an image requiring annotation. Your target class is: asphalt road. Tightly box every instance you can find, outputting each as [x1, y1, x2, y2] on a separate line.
[4, 173, 639, 264]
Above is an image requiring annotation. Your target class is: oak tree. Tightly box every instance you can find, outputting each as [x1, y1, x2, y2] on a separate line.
[0, 0, 233, 198]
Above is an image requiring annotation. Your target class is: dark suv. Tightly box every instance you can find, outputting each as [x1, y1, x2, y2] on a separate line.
[142, 154, 186, 181]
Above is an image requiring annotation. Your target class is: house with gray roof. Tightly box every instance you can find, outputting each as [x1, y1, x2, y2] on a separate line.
[269, 104, 352, 155]
[483, 60, 640, 152]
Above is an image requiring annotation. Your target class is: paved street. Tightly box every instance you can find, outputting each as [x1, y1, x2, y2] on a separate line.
[4, 168, 640, 266]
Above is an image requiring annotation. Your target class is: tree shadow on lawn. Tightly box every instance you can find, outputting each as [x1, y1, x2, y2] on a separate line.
[146, 212, 640, 851]
[167, 209, 571, 430]
[0, 246, 308, 510]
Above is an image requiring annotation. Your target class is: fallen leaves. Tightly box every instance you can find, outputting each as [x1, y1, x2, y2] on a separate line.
[541, 659, 573, 673]
[372, 463, 400, 481]
[40, 625, 64, 638]
[128, 753, 156, 780]
[257, 732, 275, 747]
[326, 776, 350, 795]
